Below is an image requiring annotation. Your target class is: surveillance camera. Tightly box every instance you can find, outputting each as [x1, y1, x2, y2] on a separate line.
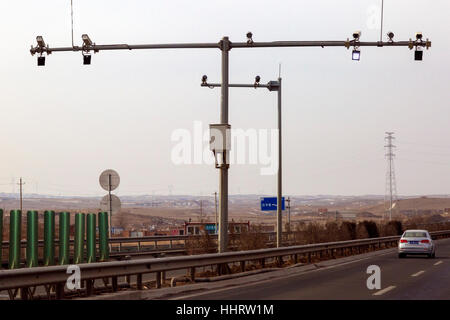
[387, 31, 394, 40]
[36, 36, 46, 48]
[415, 32, 423, 40]
[352, 31, 361, 40]
[255, 75, 261, 83]
[82, 34, 93, 46]
[246, 32, 253, 44]
[202, 75, 208, 84]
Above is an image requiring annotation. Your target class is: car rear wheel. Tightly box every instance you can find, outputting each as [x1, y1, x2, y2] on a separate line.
[398, 253, 405, 258]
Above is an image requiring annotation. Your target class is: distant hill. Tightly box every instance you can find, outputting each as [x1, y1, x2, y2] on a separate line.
[363, 197, 450, 214]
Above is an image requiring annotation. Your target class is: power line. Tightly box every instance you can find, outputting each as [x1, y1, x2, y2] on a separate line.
[385, 132, 398, 221]
[380, 0, 385, 42]
[70, 0, 74, 47]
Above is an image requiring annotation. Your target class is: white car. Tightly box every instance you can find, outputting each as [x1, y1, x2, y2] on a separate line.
[398, 229, 435, 258]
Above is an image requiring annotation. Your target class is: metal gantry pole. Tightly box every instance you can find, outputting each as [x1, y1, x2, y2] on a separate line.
[201, 78, 282, 245]
[276, 77, 282, 248]
[29, 33, 431, 253]
[219, 37, 230, 253]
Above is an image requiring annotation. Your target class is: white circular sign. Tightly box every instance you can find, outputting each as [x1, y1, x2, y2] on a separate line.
[100, 194, 121, 214]
[99, 169, 120, 191]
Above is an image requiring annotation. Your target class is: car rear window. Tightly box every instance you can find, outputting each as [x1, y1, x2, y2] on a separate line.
[403, 232, 427, 238]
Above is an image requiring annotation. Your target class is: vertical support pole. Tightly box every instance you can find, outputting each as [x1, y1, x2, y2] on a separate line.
[55, 283, 64, 299]
[112, 276, 118, 292]
[136, 274, 143, 290]
[156, 272, 162, 288]
[58, 212, 70, 265]
[86, 280, 93, 296]
[190, 267, 196, 282]
[218, 36, 230, 254]
[43, 210, 55, 266]
[98, 211, 109, 261]
[86, 213, 96, 263]
[9, 210, 21, 269]
[277, 77, 282, 248]
[277, 256, 283, 267]
[26, 210, 38, 267]
[74, 213, 85, 264]
[240, 261, 245, 272]
[20, 288, 29, 300]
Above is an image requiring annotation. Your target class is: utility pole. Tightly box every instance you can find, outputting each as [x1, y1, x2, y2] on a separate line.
[287, 197, 291, 230]
[385, 132, 398, 221]
[276, 76, 282, 247]
[17, 178, 25, 212]
[30, 31, 431, 253]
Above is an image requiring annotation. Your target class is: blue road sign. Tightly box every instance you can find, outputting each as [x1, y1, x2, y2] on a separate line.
[260, 197, 285, 211]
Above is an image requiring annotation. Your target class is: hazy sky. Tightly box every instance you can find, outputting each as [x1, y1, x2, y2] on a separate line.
[0, 0, 449, 197]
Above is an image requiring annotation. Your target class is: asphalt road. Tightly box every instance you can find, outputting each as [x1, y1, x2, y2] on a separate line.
[174, 238, 450, 300]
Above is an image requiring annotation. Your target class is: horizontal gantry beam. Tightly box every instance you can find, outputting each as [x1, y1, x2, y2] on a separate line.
[30, 39, 431, 55]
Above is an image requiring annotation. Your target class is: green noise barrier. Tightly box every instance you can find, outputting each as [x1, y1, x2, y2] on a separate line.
[98, 211, 109, 261]
[74, 213, 85, 264]
[58, 212, 70, 265]
[8, 210, 22, 269]
[43, 210, 55, 266]
[26, 210, 39, 267]
[86, 213, 96, 263]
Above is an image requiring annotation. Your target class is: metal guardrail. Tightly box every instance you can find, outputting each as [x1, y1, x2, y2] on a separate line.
[0, 232, 277, 266]
[1, 230, 449, 297]
[1, 232, 277, 249]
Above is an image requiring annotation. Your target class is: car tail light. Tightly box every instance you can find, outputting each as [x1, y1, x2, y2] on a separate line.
[421, 239, 430, 243]
[400, 239, 408, 243]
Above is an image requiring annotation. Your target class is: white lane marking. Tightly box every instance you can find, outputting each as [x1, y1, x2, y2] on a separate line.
[172, 250, 396, 300]
[411, 270, 425, 277]
[434, 261, 443, 266]
[373, 285, 396, 296]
